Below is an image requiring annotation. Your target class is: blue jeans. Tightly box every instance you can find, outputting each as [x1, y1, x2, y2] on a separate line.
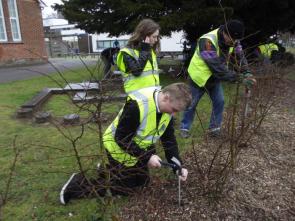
[180, 81, 224, 131]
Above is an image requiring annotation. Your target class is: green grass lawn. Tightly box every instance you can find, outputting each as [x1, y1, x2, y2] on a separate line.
[0, 65, 235, 220]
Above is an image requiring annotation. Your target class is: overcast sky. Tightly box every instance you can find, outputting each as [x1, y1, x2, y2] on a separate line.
[42, 0, 63, 17]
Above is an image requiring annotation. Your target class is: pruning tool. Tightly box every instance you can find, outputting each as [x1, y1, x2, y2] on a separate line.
[244, 87, 251, 118]
[160, 156, 183, 206]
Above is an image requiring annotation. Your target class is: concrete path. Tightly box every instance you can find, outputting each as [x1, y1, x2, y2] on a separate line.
[0, 58, 98, 83]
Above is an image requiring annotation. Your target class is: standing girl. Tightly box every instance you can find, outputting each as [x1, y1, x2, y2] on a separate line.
[117, 19, 161, 93]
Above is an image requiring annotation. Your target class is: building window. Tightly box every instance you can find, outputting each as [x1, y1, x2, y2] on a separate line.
[8, 0, 21, 41]
[96, 40, 128, 50]
[117, 40, 128, 48]
[97, 40, 111, 50]
[0, 0, 7, 42]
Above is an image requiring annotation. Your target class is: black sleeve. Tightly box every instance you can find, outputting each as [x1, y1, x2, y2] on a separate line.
[101, 48, 111, 59]
[110, 48, 115, 65]
[115, 100, 155, 164]
[122, 43, 152, 77]
[160, 119, 182, 166]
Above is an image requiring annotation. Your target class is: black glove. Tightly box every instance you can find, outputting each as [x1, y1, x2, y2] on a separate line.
[140, 42, 151, 51]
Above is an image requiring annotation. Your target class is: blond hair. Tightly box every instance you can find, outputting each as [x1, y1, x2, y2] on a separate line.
[162, 83, 192, 110]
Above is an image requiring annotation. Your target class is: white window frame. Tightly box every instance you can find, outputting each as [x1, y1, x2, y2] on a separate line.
[8, 0, 21, 41]
[0, 0, 8, 42]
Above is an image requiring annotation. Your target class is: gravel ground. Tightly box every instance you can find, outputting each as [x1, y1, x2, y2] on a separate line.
[118, 77, 295, 221]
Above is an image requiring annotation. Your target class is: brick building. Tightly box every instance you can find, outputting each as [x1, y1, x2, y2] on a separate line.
[0, 0, 47, 66]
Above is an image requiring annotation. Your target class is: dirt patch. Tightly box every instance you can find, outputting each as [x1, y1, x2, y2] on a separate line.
[118, 79, 295, 220]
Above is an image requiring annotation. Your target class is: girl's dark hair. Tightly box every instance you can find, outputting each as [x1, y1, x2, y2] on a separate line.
[127, 19, 160, 51]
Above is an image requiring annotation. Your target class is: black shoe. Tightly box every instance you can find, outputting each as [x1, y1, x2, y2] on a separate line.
[60, 173, 84, 205]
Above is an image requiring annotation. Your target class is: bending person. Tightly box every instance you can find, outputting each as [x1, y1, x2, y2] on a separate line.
[180, 19, 255, 138]
[60, 83, 192, 204]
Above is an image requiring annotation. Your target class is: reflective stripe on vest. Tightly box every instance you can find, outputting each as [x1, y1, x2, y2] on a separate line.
[117, 47, 159, 93]
[103, 87, 171, 167]
[188, 29, 220, 87]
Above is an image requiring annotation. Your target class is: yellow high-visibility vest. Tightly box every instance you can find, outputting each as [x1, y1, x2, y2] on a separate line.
[258, 43, 279, 58]
[103, 87, 171, 167]
[117, 47, 160, 93]
[188, 29, 220, 87]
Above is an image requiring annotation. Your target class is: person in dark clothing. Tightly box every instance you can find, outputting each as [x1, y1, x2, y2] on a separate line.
[113, 39, 120, 48]
[60, 83, 192, 205]
[180, 19, 256, 138]
[100, 47, 120, 78]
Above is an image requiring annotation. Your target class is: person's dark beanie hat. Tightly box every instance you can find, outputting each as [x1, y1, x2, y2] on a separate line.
[225, 19, 245, 40]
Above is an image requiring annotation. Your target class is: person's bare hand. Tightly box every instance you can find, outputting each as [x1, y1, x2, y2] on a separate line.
[147, 155, 161, 168]
[178, 168, 188, 181]
[144, 36, 151, 44]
